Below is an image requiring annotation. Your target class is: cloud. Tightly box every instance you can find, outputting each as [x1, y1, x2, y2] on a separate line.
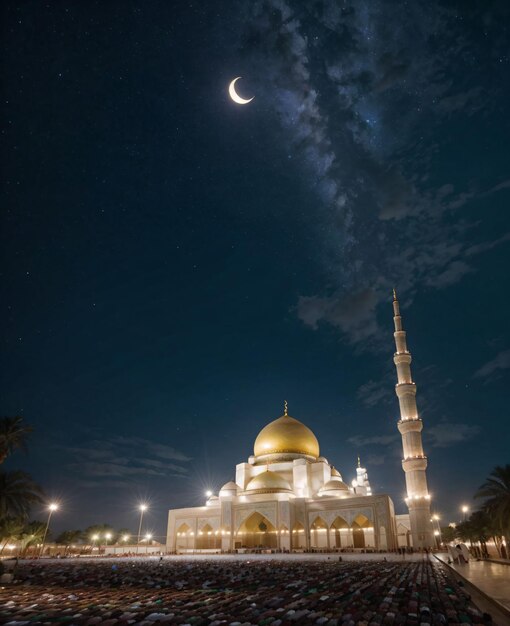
[427, 261, 473, 289]
[473, 349, 510, 380]
[57, 434, 191, 485]
[425, 423, 480, 448]
[111, 436, 192, 462]
[436, 87, 484, 116]
[347, 434, 399, 447]
[296, 288, 379, 345]
[366, 454, 386, 466]
[357, 379, 393, 408]
[349, 421, 479, 450]
[465, 233, 510, 257]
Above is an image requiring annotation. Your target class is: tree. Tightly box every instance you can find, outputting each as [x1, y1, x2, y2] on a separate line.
[476, 464, 510, 543]
[116, 528, 133, 544]
[0, 516, 24, 553]
[440, 525, 457, 544]
[19, 520, 46, 556]
[0, 470, 44, 519]
[0, 416, 33, 464]
[56, 530, 84, 555]
[84, 524, 115, 544]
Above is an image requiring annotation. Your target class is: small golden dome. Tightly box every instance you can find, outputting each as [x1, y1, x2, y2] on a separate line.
[220, 481, 238, 492]
[331, 467, 341, 478]
[254, 414, 320, 458]
[245, 470, 292, 493]
[319, 479, 350, 495]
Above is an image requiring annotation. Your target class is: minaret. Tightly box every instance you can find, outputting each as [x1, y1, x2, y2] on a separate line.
[392, 290, 434, 548]
[353, 456, 372, 496]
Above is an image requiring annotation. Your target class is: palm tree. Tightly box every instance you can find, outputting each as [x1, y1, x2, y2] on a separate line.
[0, 516, 24, 553]
[19, 520, 46, 557]
[0, 470, 44, 520]
[476, 465, 510, 544]
[0, 416, 33, 464]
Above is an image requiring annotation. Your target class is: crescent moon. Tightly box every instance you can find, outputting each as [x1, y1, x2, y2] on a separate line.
[228, 77, 254, 105]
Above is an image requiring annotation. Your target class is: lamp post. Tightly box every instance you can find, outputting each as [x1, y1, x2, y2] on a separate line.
[145, 533, 152, 554]
[137, 504, 148, 554]
[104, 532, 112, 554]
[431, 514, 442, 549]
[434, 530, 440, 549]
[461, 505, 469, 522]
[91, 534, 99, 554]
[40, 503, 58, 558]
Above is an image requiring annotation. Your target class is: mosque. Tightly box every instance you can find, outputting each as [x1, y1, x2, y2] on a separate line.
[166, 293, 435, 552]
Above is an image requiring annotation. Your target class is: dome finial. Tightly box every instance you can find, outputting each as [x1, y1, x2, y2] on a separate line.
[393, 287, 397, 301]
[357, 454, 361, 468]
[284, 400, 288, 416]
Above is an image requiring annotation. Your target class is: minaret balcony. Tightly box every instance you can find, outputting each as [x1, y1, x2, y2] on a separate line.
[402, 456, 428, 471]
[394, 352, 412, 364]
[405, 494, 432, 508]
[395, 382, 417, 398]
[398, 418, 423, 435]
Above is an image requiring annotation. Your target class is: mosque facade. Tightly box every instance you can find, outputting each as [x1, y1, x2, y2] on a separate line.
[166, 294, 434, 552]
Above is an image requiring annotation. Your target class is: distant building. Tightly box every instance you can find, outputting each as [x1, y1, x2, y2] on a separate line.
[167, 293, 434, 552]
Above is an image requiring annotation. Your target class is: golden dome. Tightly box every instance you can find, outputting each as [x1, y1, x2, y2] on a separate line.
[254, 414, 320, 459]
[245, 470, 292, 493]
[331, 467, 341, 478]
[319, 479, 350, 495]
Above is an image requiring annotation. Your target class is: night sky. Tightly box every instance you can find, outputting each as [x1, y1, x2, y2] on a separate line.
[1, 1, 509, 540]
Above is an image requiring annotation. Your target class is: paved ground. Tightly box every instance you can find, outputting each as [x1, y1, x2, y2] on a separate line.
[0, 556, 497, 625]
[435, 554, 510, 612]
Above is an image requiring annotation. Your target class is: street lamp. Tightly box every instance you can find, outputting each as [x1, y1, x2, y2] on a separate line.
[461, 505, 469, 521]
[430, 514, 443, 550]
[104, 532, 112, 552]
[145, 533, 152, 554]
[137, 504, 148, 554]
[91, 534, 99, 554]
[205, 490, 213, 498]
[40, 503, 58, 558]
[122, 534, 130, 543]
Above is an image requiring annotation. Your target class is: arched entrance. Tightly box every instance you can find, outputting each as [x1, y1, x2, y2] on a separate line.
[175, 523, 194, 552]
[352, 514, 371, 549]
[330, 516, 349, 549]
[397, 523, 411, 548]
[310, 516, 328, 549]
[196, 523, 221, 550]
[236, 512, 277, 549]
[291, 521, 305, 550]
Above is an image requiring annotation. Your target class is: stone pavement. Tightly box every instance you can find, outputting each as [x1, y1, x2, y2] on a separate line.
[435, 554, 510, 614]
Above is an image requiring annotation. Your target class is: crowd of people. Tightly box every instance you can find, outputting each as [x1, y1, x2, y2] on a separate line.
[0, 557, 494, 625]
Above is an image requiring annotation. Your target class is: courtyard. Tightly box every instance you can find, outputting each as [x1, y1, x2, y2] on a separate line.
[0, 555, 503, 625]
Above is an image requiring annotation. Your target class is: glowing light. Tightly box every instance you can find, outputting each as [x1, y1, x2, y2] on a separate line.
[122, 534, 130, 542]
[461, 505, 469, 513]
[91, 534, 99, 541]
[205, 490, 213, 497]
[48, 503, 59, 512]
[145, 533, 152, 540]
[104, 533, 112, 540]
[139, 503, 148, 512]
